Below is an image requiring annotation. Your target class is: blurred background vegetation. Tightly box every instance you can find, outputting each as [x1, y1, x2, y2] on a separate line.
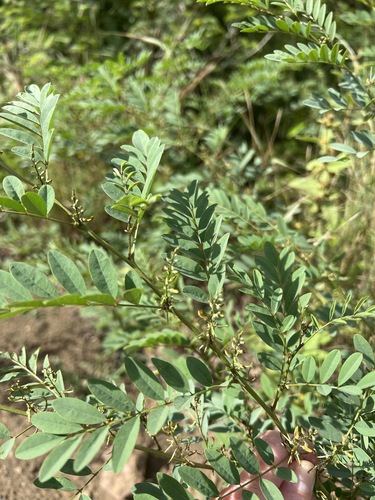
[1, 0, 374, 351]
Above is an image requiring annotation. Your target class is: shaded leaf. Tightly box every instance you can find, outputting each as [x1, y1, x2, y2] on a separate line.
[254, 437, 274, 466]
[48, 250, 87, 295]
[124, 357, 164, 401]
[353, 334, 374, 368]
[274, 467, 297, 483]
[34, 477, 76, 492]
[205, 449, 240, 484]
[157, 473, 195, 500]
[152, 358, 190, 394]
[230, 437, 260, 474]
[0, 270, 32, 301]
[10, 262, 57, 298]
[186, 357, 213, 387]
[178, 466, 219, 498]
[89, 249, 118, 298]
[182, 285, 209, 304]
[88, 379, 135, 412]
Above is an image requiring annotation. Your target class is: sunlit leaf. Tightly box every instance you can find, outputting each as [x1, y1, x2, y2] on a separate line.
[38, 435, 83, 482]
[53, 398, 106, 425]
[74, 426, 109, 472]
[112, 416, 140, 473]
[320, 349, 341, 383]
[338, 353, 363, 386]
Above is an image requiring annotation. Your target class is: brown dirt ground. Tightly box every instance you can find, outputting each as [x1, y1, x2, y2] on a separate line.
[0, 308, 167, 500]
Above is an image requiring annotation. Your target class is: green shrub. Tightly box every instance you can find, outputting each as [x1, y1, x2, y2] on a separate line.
[0, 1, 374, 499]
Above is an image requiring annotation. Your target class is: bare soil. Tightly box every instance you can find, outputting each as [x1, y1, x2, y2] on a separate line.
[0, 308, 164, 500]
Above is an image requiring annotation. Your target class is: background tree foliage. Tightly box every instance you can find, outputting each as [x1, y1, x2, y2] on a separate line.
[0, 0, 374, 499]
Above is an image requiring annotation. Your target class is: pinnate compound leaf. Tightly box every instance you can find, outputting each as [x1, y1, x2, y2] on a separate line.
[152, 358, 190, 394]
[0, 270, 32, 301]
[147, 405, 170, 435]
[52, 398, 106, 425]
[157, 473, 195, 500]
[230, 437, 260, 474]
[260, 478, 284, 500]
[39, 435, 83, 482]
[10, 263, 58, 298]
[205, 449, 241, 484]
[31, 412, 83, 434]
[124, 357, 164, 401]
[178, 466, 219, 498]
[112, 416, 140, 473]
[2, 175, 25, 202]
[88, 379, 135, 412]
[21, 192, 47, 216]
[48, 250, 87, 295]
[320, 349, 341, 383]
[15, 432, 65, 460]
[38, 185, 55, 214]
[186, 357, 213, 386]
[89, 249, 118, 298]
[338, 353, 363, 386]
[74, 426, 109, 472]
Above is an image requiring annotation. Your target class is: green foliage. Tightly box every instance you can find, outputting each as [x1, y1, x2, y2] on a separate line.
[0, 2, 375, 499]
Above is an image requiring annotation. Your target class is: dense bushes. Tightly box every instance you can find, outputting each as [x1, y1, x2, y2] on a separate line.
[0, 1, 374, 498]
